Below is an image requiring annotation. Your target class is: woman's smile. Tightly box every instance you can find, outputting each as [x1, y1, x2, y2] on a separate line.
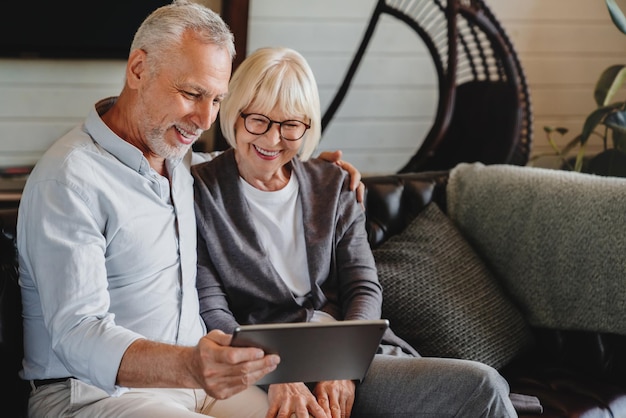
[253, 144, 281, 159]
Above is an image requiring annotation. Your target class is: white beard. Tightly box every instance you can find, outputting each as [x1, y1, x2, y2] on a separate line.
[146, 127, 193, 161]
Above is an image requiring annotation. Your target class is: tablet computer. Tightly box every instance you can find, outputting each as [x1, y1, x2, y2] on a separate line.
[231, 319, 388, 385]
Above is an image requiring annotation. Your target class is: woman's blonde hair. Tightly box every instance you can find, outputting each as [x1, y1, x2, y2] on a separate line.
[220, 47, 321, 161]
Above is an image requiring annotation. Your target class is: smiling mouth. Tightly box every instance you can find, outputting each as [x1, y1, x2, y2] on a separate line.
[175, 125, 200, 145]
[254, 144, 280, 157]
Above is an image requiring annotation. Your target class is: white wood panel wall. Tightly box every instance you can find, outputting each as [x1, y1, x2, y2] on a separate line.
[0, 60, 126, 169]
[489, 0, 626, 169]
[247, 0, 626, 173]
[248, 0, 432, 174]
[0, 0, 625, 177]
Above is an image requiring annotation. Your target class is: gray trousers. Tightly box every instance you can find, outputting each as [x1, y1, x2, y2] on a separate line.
[352, 354, 517, 417]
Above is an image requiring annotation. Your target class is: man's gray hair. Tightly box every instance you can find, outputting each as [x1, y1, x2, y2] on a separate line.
[130, 0, 235, 66]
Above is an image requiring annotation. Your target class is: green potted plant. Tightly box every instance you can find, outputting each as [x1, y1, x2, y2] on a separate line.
[536, 0, 626, 177]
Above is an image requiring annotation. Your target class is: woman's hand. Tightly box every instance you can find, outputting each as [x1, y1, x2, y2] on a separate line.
[266, 382, 327, 418]
[314, 380, 356, 418]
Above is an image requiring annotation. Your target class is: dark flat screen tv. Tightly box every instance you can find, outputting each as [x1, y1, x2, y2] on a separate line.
[0, 1, 172, 59]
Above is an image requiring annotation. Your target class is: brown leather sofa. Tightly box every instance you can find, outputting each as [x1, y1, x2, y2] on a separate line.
[3, 170, 626, 417]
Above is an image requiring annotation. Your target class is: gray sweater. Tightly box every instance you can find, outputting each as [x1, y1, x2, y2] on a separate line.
[192, 150, 417, 355]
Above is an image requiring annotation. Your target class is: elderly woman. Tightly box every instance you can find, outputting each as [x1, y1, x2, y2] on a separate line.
[192, 46, 516, 418]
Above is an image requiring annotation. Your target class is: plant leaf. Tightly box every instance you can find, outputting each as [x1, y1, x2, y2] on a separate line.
[605, 110, 626, 133]
[606, 110, 626, 151]
[606, 0, 626, 34]
[594, 65, 626, 106]
[543, 125, 569, 135]
[561, 134, 583, 154]
[556, 127, 569, 135]
[575, 142, 587, 172]
[580, 103, 623, 145]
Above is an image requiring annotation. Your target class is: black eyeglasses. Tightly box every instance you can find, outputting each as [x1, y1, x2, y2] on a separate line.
[240, 112, 310, 141]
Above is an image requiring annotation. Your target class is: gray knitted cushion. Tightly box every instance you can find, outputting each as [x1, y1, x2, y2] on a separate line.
[373, 202, 534, 370]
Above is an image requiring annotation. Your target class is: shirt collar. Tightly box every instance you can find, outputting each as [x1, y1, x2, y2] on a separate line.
[85, 97, 183, 175]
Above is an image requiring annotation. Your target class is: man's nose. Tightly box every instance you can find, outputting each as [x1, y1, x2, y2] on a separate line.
[196, 101, 217, 131]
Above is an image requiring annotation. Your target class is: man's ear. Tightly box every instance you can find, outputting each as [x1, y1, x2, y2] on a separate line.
[126, 49, 148, 89]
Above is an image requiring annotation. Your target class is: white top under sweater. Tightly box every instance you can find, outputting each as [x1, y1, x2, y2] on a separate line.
[240, 173, 310, 296]
[240, 174, 335, 323]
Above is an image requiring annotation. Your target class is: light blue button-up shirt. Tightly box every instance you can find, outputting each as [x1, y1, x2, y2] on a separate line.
[17, 98, 213, 394]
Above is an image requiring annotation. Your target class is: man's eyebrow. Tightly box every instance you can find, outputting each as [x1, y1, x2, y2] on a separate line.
[193, 86, 227, 100]
[177, 82, 217, 97]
